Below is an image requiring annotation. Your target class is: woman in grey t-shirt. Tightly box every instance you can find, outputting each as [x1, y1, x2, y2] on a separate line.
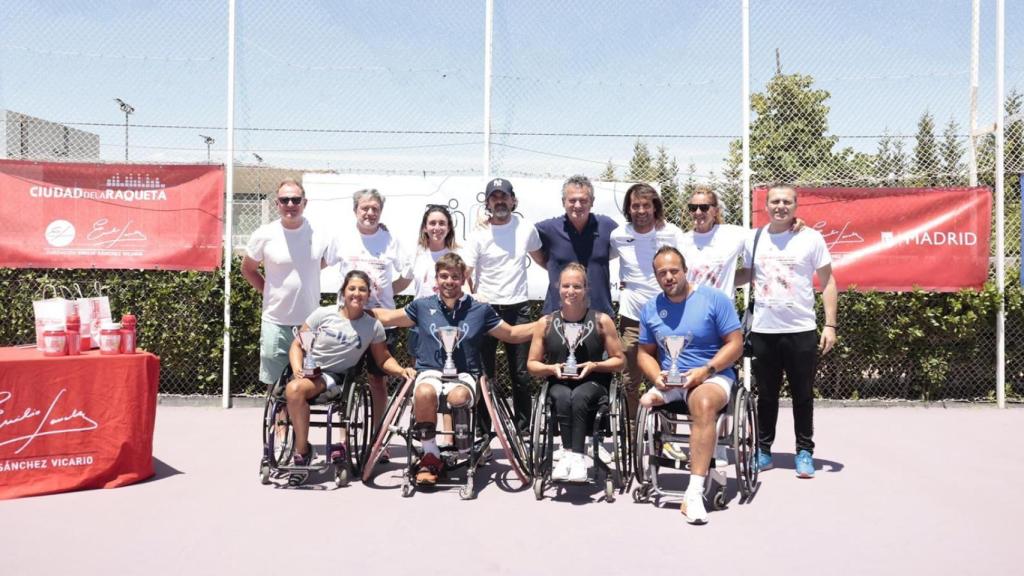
[286, 270, 416, 468]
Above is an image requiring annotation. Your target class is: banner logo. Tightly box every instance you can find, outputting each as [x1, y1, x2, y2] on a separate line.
[44, 220, 75, 247]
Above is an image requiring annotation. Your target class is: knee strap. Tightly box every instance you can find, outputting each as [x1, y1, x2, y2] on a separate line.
[412, 421, 436, 441]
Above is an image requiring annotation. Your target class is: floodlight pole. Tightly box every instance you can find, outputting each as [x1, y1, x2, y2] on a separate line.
[995, 0, 1006, 408]
[200, 134, 215, 163]
[741, 0, 752, 392]
[115, 98, 134, 162]
[483, 0, 494, 181]
[222, 0, 237, 409]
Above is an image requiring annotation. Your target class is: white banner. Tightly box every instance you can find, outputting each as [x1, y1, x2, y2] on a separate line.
[303, 174, 632, 300]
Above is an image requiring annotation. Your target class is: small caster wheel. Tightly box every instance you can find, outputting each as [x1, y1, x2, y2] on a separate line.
[260, 465, 271, 485]
[713, 488, 727, 510]
[401, 482, 415, 497]
[334, 465, 350, 488]
[632, 487, 646, 503]
[460, 478, 476, 500]
[604, 479, 616, 503]
[533, 477, 545, 501]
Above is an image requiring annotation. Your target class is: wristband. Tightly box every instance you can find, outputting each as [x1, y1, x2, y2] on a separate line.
[824, 324, 837, 329]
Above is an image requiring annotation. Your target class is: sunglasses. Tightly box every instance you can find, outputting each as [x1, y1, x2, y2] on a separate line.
[687, 203, 715, 213]
[277, 196, 303, 206]
[425, 203, 451, 214]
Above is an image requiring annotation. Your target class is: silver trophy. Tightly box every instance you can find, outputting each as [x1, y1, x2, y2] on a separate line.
[293, 326, 322, 378]
[553, 316, 595, 377]
[661, 334, 691, 386]
[430, 323, 468, 378]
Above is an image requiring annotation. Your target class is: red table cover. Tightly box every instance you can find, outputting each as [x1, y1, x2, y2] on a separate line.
[0, 347, 159, 499]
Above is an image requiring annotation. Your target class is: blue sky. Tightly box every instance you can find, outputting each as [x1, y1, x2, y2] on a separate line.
[1, 1, 1019, 180]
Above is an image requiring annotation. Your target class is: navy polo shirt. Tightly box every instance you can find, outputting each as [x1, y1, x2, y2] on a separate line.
[536, 213, 619, 315]
[404, 294, 502, 376]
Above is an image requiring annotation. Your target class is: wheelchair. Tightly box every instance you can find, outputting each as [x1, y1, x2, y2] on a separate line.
[361, 373, 531, 499]
[259, 366, 373, 488]
[529, 378, 632, 502]
[632, 379, 758, 509]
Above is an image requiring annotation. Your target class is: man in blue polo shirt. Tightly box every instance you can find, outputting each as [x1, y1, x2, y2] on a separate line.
[535, 174, 619, 315]
[636, 246, 742, 525]
[372, 252, 534, 485]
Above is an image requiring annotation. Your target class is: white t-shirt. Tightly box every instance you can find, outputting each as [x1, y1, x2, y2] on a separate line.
[461, 215, 542, 305]
[742, 228, 832, 333]
[331, 226, 411, 310]
[409, 246, 450, 299]
[245, 219, 332, 326]
[609, 222, 684, 320]
[679, 224, 748, 298]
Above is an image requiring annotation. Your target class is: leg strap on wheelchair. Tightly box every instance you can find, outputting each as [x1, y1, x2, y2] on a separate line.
[412, 421, 436, 441]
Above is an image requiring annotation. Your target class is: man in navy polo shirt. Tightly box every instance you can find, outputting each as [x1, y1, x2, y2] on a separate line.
[372, 252, 535, 485]
[535, 174, 619, 315]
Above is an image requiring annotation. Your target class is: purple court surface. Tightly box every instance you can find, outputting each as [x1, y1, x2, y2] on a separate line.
[4, 403, 1020, 575]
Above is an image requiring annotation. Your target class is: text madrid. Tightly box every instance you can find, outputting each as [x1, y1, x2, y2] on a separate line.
[29, 186, 168, 202]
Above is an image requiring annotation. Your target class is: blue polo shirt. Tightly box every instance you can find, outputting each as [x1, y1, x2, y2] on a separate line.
[638, 285, 741, 381]
[404, 294, 503, 376]
[536, 213, 619, 315]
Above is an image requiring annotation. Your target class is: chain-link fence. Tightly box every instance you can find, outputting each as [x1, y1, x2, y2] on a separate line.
[2, 1, 1021, 400]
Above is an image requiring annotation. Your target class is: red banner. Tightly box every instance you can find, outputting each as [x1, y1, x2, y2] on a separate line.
[0, 160, 224, 271]
[752, 187, 992, 292]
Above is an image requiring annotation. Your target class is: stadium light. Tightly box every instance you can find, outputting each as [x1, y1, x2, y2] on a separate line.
[200, 134, 215, 163]
[114, 98, 134, 162]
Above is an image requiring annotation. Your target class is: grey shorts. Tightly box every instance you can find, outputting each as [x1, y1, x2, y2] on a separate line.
[413, 370, 478, 408]
[260, 320, 296, 385]
[649, 374, 734, 405]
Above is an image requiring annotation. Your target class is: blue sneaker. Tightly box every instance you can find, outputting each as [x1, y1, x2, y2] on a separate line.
[754, 449, 773, 472]
[795, 450, 815, 478]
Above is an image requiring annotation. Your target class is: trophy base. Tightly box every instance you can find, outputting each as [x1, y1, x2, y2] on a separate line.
[442, 368, 458, 378]
[301, 367, 321, 379]
[665, 376, 689, 387]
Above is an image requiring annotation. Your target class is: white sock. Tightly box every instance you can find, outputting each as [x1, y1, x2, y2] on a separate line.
[688, 474, 705, 495]
[422, 438, 440, 457]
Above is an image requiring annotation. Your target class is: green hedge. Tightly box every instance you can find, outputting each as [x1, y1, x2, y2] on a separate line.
[2, 260, 1021, 400]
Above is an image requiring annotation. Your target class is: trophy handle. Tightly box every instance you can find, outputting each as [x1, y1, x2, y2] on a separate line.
[552, 316, 568, 347]
[428, 323, 443, 346]
[578, 319, 595, 343]
[455, 322, 471, 348]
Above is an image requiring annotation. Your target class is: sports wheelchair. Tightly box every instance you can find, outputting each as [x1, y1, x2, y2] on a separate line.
[361, 373, 531, 499]
[632, 379, 758, 509]
[259, 366, 373, 488]
[529, 378, 631, 502]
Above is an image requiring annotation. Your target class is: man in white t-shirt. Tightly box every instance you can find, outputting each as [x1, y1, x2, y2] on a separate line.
[242, 178, 334, 386]
[462, 177, 545, 431]
[332, 188, 413, 434]
[609, 183, 683, 417]
[736, 184, 837, 479]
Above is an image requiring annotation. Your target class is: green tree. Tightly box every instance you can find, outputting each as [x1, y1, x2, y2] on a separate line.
[721, 139, 743, 224]
[749, 72, 837, 184]
[913, 111, 940, 186]
[876, 130, 909, 187]
[653, 146, 681, 226]
[627, 140, 654, 182]
[599, 160, 616, 182]
[940, 117, 965, 186]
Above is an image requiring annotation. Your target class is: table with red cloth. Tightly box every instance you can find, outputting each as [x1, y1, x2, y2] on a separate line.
[0, 347, 159, 499]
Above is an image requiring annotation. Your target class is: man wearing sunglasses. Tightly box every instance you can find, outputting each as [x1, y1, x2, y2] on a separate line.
[242, 178, 335, 388]
[462, 177, 545, 432]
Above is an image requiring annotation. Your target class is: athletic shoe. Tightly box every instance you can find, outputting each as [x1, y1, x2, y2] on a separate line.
[587, 444, 613, 464]
[680, 489, 708, 524]
[662, 442, 688, 462]
[754, 449, 773, 472]
[566, 453, 588, 482]
[329, 443, 347, 464]
[292, 446, 315, 467]
[551, 454, 572, 481]
[795, 450, 815, 478]
[415, 453, 444, 485]
[714, 445, 729, 469]
[552, 447, 567, 462]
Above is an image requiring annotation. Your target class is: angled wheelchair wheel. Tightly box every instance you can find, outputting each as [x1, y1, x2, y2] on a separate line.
[361, 377, 414, 483]
[530, 383, 552, 497]
[633, 405, 653, 486]
[608, 381, 632, 491]
[733, 386, 759, 499]
[345, 378, 373, 476]
[261, 382, 294, 469]
[480, 376, 531, 485]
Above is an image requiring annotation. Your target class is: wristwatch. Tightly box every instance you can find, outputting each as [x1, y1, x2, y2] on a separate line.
[704, 363, 717, 377]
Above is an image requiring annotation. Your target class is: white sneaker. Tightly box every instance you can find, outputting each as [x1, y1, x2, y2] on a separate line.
[587, 444, 613, 464]
[566, 453, 588, 482]
[552, 447, 567, 462]
[714, 445, 729, 469]
[662, 442, 688, 462]
[551, 455, 571, 481]
[680, 489, 708, 525]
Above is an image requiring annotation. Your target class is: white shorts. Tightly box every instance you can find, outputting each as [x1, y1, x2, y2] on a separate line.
[649, 374, 734, 405]
[321, 372, 342, 389]
[414, 370, 478, 408]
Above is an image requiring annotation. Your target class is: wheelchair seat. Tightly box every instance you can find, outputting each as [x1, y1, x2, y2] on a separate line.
[271, 369, 357, 405]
